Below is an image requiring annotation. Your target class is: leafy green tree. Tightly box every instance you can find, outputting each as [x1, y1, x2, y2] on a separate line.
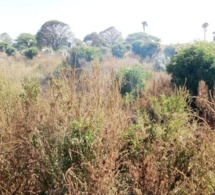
[166, 42, 215, 95]
[99, 26, 123, 46]
[83, 32, 106, 47]
[14, 33, 37, 50]
[126, 32, 160, 45]
[132, 40, 160, 59]
[24, 47, 39, 59]
[111, 43, 127, 58]
[5, 46, 16, 56]
[0, 33, 12, 44]
[0, 42, 8, 52]
[36, 20, 74, 51]
[116, 64, 151, 96]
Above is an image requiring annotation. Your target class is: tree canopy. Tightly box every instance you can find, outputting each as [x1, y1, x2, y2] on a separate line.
[36, 20, 74, 51]
[14, 33, 37, 50]
[99, 26, 123, 46]
[166, 42, 215, 95]
[83, 32, 106, 47]
[0, 33, 12, 44]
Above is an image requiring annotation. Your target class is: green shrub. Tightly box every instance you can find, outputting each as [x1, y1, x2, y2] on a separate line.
[111, 43, 127, 58]
[116, 64, 151, 96]
[166, 42, 215, 95]
[0, 42, 8, 52]
[24, 47, 39, 59]
[5, 46, 16, 56]
[67, 46, 102, 68]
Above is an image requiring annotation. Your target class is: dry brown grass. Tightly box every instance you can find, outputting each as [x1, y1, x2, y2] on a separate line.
[0, 54, 215, 194]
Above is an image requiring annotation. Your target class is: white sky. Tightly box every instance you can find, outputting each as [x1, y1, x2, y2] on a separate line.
[0, 0, 215, 44]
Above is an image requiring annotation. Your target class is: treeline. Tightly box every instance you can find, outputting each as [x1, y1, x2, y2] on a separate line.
[0, 20, 176, 67]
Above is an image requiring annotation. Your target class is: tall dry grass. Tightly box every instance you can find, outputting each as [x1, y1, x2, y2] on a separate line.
[0, 54, 214, 194]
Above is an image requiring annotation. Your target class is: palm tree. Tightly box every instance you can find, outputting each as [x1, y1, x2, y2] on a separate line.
[142, 21, 148, 33]
[202, 22, 209, 41]
[213, 32, 215, 42]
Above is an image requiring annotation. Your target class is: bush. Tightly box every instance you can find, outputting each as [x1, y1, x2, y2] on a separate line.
[5, 46, 16, 56]
[111, 43, 127, 58]
[24, 47, 39, 59]
[116, 64, 151, 96]
[0, 42, 8, 52]
[166, 42, 215, 95]
[67, 46, 102, 68]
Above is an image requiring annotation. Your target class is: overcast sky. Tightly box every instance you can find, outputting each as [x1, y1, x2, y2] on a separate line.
[0, 0, 214, 44]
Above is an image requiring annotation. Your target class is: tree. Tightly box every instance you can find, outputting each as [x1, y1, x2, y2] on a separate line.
[36, 20, 74, 51]
[202, 22, 209, 41]
[141, 21, 148, 32]
[24, 47, 39, 59]
[111, 43, 127, 58]
[5, 46, 16, 56]
[83, 32, 106, 47]
[99, 26, 123, 46]
[0, 33, 12, 44]
[166, 42, 215, 95]
[132, 41, 160, 59]
[125, 32, 160, 44]
[116, 64, 151, 97]
[14, 33, 37, 50]
[163, 45, 176, 58]
[67, 45, 102, 69]
[213, 32, 215, 42]
[0, 42, 8, 52]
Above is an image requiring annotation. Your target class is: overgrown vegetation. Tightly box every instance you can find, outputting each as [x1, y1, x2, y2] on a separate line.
[0, 41, 215, 195]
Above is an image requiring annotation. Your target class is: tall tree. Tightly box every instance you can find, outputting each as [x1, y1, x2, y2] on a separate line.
[213, 32, 215, 42]
[0, 33, 12, 44]
[202, 22, 209, 41]
[14, 33, 37, 50]
[141, 21, 148, 32]
[83, 32, 106, 47]
[99, 26, 123, 46]
[36, 20, 74, 51]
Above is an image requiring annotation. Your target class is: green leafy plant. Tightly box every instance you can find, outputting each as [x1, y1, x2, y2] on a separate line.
[67, 45, 102, 68]
[5, 45, 16, 56]
[111, 43, 127, 58]
[116, 64, 151, 97]
[166, 42, 215, 95]
[24, 47, 39, 59]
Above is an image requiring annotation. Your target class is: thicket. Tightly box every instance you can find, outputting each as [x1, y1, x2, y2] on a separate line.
[167, 42, 215, 95]
[0, 52, 215, 194]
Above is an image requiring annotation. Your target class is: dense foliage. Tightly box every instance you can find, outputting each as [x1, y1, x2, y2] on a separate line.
[24, 47, 39, 59]
[5, 45, 16, 56]
[0, 53, 215, 194]
[166, 42, 215, 95]
[111, 43, 128, 58]
[14, 33, 37, 50]
[67, 45, 102, 68]
[116, 64, 151, 96]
